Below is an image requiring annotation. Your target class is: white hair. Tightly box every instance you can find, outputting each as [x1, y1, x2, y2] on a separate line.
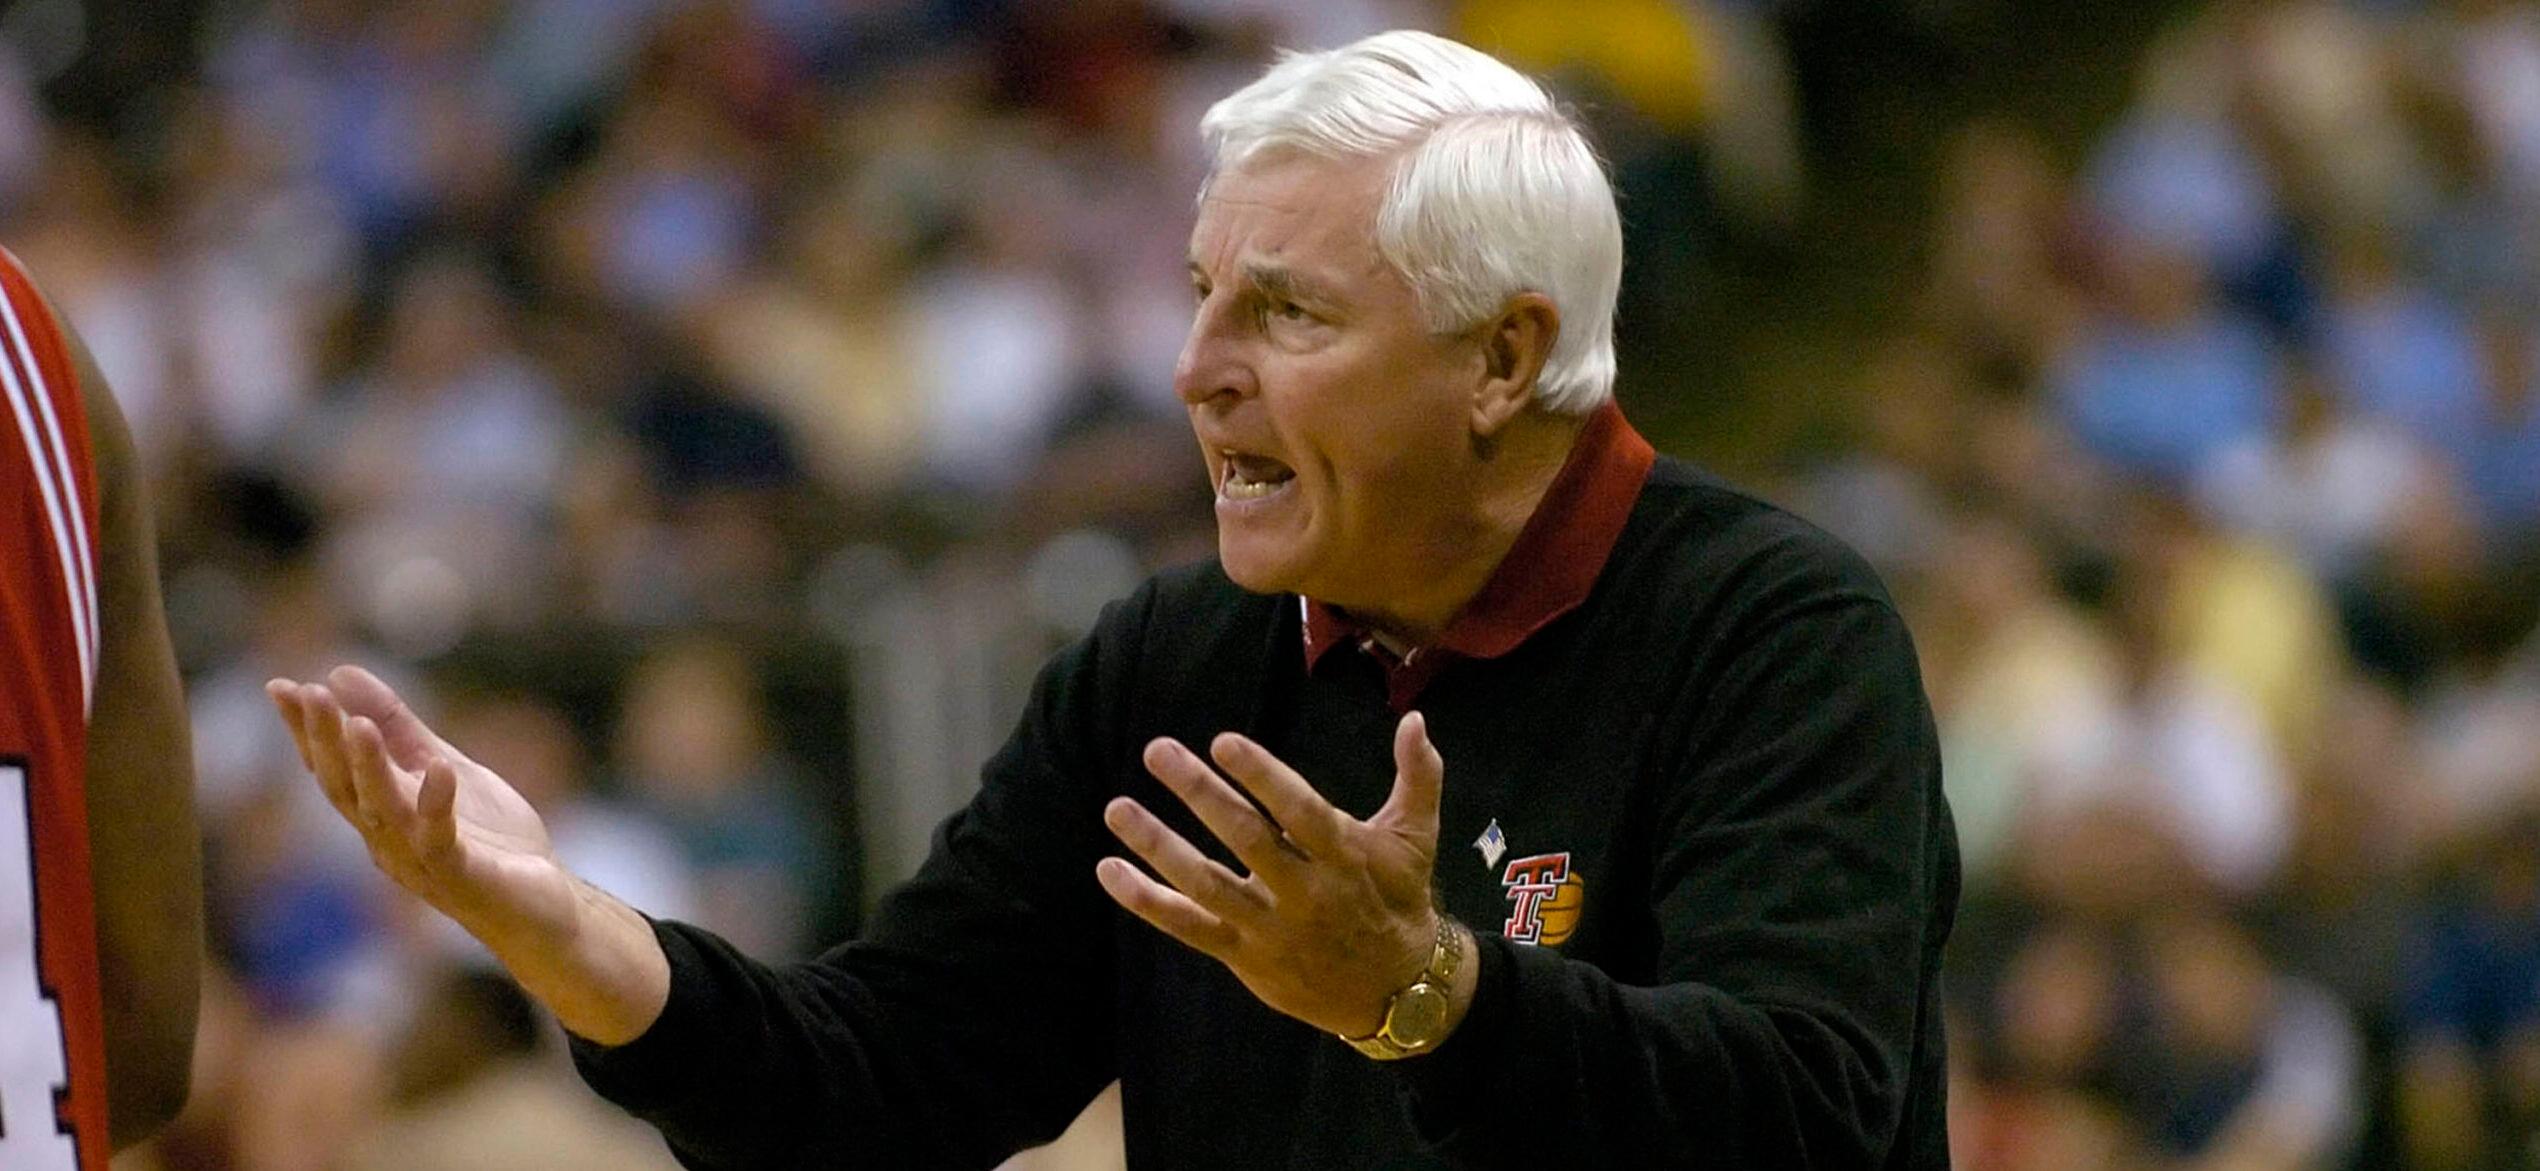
[1200, 30, 1624, 414]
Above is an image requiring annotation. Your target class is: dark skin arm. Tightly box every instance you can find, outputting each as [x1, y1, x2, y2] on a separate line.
[67, 325, 201, 1147]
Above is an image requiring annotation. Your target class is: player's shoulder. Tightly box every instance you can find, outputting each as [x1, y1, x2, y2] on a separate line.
[0, 242, 34, 282]
[0, 243, 60, 325]
[0, 242, 82, 410]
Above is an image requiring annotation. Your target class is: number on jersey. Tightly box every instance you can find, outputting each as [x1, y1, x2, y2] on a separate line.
[0, 763, 77, 1169]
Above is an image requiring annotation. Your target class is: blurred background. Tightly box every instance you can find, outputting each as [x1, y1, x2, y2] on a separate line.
[8, 0, 2534, 1167]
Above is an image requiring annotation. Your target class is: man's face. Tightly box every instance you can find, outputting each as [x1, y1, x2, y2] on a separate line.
[1178, 153, 1483, 605]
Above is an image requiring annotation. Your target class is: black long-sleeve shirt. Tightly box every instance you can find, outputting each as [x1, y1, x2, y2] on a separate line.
[572, 412, 1959, 1169]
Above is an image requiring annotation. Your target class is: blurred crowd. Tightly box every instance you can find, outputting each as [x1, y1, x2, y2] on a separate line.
[0, 0, 2531, 1168]
[1782, 2, 2540, 1168]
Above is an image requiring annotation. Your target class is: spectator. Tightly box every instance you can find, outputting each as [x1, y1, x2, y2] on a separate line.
[2133, 910, 2361, 1170]
[2318, 225, 2487, 467]
[443, 689, 699, 926]
[2196, 361, 2440, 582]
[2052, 231, 2282, 486]
[616, 637, 837, 958]
[2463, 307, 2540, 544]
[347, 969, 681, 1171]
[2400, 811, 2540, 1171]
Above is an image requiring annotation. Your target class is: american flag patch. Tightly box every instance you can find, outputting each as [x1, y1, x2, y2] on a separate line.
[1474, 819, 1507, 870]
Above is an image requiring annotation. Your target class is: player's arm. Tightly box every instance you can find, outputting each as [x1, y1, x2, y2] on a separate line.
[72, 331, 202, 1147]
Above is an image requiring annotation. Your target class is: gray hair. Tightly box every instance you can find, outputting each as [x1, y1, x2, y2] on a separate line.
[1200, 30, 1623, 414]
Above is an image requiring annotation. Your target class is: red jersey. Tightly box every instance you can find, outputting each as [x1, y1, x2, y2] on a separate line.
[0, 246, 107, 1170]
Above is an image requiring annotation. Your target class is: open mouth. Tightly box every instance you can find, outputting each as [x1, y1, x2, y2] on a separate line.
[1220, 451, 1296, 502]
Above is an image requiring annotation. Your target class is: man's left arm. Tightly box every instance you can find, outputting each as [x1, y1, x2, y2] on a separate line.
[1393, 595, 1955, 1168]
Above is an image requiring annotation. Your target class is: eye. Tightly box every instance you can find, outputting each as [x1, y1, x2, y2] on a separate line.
[1267, 298, 1311, 323]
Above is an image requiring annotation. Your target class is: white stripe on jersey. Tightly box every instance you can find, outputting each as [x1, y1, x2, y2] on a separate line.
[0, 288, 97, 716]
[0, 296, 94, 716]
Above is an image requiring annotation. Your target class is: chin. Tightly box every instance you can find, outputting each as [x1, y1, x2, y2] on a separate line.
[1216, 531, 1310, 596]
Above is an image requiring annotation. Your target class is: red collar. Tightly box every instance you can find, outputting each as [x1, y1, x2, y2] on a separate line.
[1301, 402, 1656, 708]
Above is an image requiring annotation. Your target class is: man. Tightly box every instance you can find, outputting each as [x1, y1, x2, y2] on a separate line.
[0, 244, 200, 1168]
[268, 30, 1957, 1168]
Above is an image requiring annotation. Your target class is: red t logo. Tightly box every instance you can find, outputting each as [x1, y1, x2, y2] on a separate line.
[1500, 852, 1571, 944]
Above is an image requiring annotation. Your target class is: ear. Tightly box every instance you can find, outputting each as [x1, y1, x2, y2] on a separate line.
[1470, 292, 1560, 439]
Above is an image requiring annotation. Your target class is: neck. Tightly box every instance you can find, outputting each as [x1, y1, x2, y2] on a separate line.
[1346, 409, 1588, 645]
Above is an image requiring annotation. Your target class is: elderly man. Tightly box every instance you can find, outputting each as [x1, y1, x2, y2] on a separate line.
[267, 30, 1956, 1169]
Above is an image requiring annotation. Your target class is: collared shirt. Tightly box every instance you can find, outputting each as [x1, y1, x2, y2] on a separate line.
[1301, 401, 1657, 711]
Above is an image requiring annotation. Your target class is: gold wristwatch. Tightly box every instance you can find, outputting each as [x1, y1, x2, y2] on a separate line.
[1340, 915, 1465, 1061]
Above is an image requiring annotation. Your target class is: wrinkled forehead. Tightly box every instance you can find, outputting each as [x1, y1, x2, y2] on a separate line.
[1188, 152, 1395, 279]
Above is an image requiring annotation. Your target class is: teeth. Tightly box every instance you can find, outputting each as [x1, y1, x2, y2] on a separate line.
[1217, 449, 1293, 501]
[1225, 475, 1284, 500]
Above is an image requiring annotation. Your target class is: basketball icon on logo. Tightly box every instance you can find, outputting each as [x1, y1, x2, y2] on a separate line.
[1536, 873, 1586, 946]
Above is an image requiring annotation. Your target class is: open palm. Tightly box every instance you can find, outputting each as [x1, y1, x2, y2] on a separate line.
[268, 666, 578, 946]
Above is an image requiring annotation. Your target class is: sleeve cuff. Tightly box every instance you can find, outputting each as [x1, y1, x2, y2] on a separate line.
[568, 917, 722, 1112]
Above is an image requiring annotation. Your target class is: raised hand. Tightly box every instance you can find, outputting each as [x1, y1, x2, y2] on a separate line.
[266, 666, 578, 946]
[1096, 711, 1466, 1042]
[267, 666, 673, 1047]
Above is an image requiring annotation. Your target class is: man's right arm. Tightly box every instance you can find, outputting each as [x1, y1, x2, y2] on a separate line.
[270, 582, 1150, 1168]
[566, 601, 1139, 1167]
[465, 873, 670, 1046]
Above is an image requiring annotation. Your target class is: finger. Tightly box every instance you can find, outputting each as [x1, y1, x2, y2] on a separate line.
[265, 679, 317, 772]
[346, 715, 424, 845]
[274, 683, 354, 819]
[1143, 739, 1305, 880]
[1374, 711, 1444, 841]
[1104, 797, 1268, 917]
[416, 755, 462, 870]
[327, 664, 457, 772]
[1095, 856, 1238, 958]
[1207, 733, 1347, 854]
[302, 688, 371, 829]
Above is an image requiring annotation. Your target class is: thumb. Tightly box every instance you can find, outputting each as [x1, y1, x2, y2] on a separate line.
[1376, 711, 1444, 842]
[327, 664, 457, 772]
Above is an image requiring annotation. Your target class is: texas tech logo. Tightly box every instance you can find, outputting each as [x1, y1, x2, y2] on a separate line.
[1500, 852, 1584, 946]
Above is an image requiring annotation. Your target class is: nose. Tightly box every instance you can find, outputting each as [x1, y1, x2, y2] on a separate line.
[1173, 299, 1253, 408]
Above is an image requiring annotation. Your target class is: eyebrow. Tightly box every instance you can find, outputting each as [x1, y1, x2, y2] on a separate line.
[1189, 259, 1337, 307]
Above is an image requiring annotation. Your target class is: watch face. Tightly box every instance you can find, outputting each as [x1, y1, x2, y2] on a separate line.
[1387, 983, 1450, 1048]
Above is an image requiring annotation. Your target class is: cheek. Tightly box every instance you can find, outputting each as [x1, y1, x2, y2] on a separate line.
[1272, 340, 1471, 504]
[1299, 413, 1465, 533]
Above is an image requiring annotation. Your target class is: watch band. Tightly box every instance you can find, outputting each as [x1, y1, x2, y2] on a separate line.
[1340, 914, 1465, 1061]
